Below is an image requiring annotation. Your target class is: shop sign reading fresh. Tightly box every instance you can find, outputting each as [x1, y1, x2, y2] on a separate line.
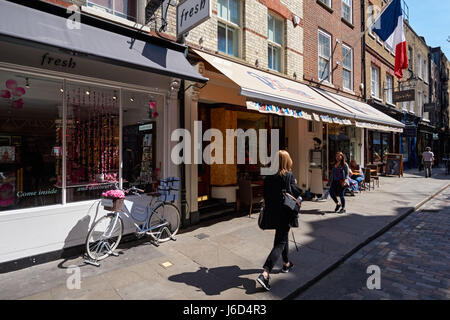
[40, 53, 76, 69]
[177, 0, 211, 38]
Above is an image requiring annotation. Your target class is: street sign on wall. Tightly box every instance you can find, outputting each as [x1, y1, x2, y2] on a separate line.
[403, 125, 417, 137]
[393, 89, 415, 103]
[177, 0, 211, 38]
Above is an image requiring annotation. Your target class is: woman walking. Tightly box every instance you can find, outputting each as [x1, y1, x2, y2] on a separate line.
[329, 152, 350, 214]
[257, 150, 302, 291]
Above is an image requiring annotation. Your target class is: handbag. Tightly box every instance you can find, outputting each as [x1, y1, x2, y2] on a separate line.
[257, 200, 272, 230]
[282, 191, 302, 214]
[282, 173, 302, 228]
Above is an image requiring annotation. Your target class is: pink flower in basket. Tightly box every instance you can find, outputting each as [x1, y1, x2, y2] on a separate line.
[102, 189, 125, 199]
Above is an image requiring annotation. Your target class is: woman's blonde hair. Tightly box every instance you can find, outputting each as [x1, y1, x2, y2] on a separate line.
[278, 150, 293, 176]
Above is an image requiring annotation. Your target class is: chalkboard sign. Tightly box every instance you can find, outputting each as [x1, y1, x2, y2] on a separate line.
[384, 154, 404, 177]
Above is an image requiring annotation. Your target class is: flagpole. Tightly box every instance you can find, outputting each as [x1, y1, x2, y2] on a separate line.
[318, 0, 395, 84]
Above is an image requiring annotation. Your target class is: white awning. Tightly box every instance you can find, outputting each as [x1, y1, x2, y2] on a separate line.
[194, 50, 355, 121]
[314, 88, 405, 131]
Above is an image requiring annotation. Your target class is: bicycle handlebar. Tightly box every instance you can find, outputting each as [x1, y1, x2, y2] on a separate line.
[124, 186, 145, 194]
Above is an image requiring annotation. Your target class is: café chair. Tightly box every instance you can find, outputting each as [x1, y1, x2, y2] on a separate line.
[238, 179, 263, 218]
[367, 164, 380, 188]
[363, 168, 375, 191]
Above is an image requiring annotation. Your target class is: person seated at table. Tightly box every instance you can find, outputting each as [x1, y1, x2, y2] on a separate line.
[349, 160, 365, 188]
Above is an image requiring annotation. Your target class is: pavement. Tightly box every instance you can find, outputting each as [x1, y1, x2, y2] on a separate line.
[295, 185, 450, 300]
[0, 168, 448, 300]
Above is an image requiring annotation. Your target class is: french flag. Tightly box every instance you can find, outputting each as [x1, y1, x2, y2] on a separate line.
[372, 0, 408, 79]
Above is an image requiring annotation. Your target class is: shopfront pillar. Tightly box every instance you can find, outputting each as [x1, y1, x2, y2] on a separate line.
[164, 78, 181, 179]
[183, 64, 202, 223]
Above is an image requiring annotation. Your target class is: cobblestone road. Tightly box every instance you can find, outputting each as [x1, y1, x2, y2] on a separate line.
[295, 186, 450, 300]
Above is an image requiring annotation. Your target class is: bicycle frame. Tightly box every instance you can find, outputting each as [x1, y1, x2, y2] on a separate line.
[120, 194, 170, 237]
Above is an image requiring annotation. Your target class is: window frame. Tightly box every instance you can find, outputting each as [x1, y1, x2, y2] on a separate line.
[319, 0, 332, 8]
[87, 0, 138, 22]
[423, 59, 428, 83]
[341, 0, 353, 24]
[417, 53, 423, 79]
[342, 44, 353, 91]
[371, 65, 380, 99]
[408, 46, 413, 71]
[418, 91, 423, 117]
[385, 74, 394, 105]
[217, 0, 242, 58]
[318, 29, 332, 83]
[267, 12, 284, 72]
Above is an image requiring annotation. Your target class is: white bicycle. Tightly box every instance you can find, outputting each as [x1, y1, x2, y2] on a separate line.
[84, 178, 181, 266]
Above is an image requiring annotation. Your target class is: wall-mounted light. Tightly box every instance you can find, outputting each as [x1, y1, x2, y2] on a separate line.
[292, 15, 300, 27]
[25, 78, 30, 88]
[112, 91, 117, 100]
[130, 97, 134, 102]
[85, 90, 90, 95]
[60, 87, 64, 93]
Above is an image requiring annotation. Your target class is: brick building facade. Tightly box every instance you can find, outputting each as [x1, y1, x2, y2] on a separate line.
[303, 0, 363, 99]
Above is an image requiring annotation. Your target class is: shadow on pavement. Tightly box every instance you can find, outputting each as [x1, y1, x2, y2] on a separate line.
[168, 265, 264, 295]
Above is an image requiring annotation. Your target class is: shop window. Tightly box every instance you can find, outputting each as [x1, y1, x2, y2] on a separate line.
[372, 132, 381, 162]
[308, 121, 315, 133]
[382, 133, 390, 158]
[87, 0, 137, 22]
[218, 0, 240, 58]
[0, 70, 62, 211]
[402, 137, 409, 162]
[342, 44, 353, 91]
[0, 69, 164, 212]
[65, 83, 120, 203]
[122, 91, 161, 191]
[268, 13, 283, 72]
[318, 30, 332, 83]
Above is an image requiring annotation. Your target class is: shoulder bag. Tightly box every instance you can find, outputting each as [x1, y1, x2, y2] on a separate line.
[282, 173, 302, 228]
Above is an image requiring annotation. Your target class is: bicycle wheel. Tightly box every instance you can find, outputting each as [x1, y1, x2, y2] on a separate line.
[85, 213, 123, 261]
[147, 202, 181, 243]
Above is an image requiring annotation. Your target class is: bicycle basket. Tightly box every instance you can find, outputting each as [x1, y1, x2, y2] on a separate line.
[101, 198, 124, 212]
[122, 195, 150, 222]
[157, 185, 178, 203]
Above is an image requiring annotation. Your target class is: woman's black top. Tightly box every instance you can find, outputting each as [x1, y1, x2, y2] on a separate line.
[263, 171, 302, 229]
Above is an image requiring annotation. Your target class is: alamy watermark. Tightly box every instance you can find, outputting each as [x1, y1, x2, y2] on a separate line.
[66, 5, 81, 30]
[66, 265, 81, 290]
[366, 265, 381, 290]
[171, 121, 280, 175]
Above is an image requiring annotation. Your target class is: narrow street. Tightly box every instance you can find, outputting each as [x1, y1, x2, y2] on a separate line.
[0, 169, 448, 300]
[295, 185, 450, 300]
